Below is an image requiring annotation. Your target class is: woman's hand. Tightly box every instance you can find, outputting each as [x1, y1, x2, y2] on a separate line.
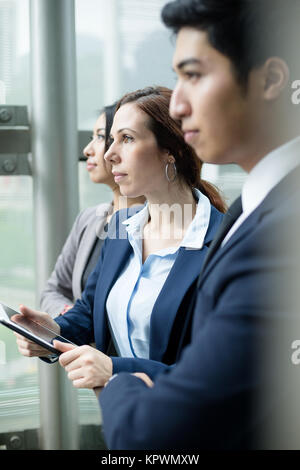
[54, 340, 113, 389]
[15, 304, 61, 357]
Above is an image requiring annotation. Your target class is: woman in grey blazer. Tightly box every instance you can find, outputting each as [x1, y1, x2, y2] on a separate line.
[40, 104, 145, 317]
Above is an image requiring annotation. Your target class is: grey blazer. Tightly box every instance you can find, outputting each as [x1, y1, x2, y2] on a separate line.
[40, 202, 113, 317]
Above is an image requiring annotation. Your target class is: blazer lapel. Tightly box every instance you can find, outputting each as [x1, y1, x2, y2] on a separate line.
[73, 217, 105, 298]
[149, 205, 224, 361]
[73, 203, 112, 299]
[198, 208, 264, 289]
[95, 238, 132, 306]
[199, 196, 242, 277]
[149, 248, 207, 361]
[93, 237, 132, 349]
[92, 204, 145, 305]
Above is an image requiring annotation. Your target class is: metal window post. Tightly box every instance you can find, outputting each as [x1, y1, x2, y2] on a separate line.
[30, 0, 79, 450]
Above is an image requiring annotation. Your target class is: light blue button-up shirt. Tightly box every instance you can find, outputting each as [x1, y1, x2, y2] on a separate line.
[106, 189, 211, 359]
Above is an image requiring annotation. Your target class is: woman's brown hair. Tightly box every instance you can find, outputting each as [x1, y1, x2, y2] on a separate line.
[116, 86, 226, 213]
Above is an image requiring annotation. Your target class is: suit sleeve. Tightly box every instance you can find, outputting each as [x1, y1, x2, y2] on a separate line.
[111, 357, 173, 380]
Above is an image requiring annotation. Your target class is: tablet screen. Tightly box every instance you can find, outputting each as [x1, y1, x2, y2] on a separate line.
[0, 303, 71, 347]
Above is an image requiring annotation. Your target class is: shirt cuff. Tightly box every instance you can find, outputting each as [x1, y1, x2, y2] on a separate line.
[105, 373, 118, 387]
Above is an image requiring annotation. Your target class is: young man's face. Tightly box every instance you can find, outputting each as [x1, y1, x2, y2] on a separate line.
[170, 27, 265, 172]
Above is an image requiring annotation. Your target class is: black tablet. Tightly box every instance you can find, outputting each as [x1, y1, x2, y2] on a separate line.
[0, 302, 76, 361]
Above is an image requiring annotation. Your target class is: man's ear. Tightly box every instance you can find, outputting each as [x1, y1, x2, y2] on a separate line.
[262, 57, 290, 100]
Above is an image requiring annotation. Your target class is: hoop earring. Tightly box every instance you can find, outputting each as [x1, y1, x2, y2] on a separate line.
[165, 161, 177, 183]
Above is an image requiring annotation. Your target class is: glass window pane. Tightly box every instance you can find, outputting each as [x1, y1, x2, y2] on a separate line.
[0, 176, 39, 433]
[0, 0, 38, 437]
[76, 0, 175, 130]
[202, 164, 247, 207]
[216, 164, 247, 205]
[0, 0, 30, 106]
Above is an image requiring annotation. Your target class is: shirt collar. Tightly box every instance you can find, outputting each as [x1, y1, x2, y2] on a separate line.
[122, 188, 211, 250]
[122, 203, 149, 238]
[181, 188, 211, 249]
[242, 135, 300, 216]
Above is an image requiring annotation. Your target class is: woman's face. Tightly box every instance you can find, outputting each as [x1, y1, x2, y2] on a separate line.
[83, 113, 114, 185]
[104, 103, 169, 199]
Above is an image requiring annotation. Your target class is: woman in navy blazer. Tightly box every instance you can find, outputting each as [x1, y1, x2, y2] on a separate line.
[52, 202, 223, 379]
[15, 86, 225, 387]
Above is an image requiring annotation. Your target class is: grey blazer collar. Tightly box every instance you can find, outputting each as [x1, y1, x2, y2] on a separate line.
[72, 202, 112, 300]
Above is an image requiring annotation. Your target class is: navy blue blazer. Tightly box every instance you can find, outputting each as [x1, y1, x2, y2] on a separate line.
[99, 165, 300, 450]
[55, 203, 224, 379]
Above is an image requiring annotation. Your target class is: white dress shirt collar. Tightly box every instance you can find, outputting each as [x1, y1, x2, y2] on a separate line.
[122, 188, 211, 251]
[242, 135, 300, 216]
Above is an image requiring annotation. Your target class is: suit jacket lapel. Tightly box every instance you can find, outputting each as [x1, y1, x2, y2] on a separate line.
[93, 237, 132, 349]
[199, 196, 242, 277]
[197, 207, 265, 288]
[73, 203, 112, 299]
[94, 204, 145, 302]
[73, 216, 106, 298]
[94, 204, 145, 349]
[149, 205, 224, 361]
[149, 248, 208, 361]
[95, 238, 132, 305]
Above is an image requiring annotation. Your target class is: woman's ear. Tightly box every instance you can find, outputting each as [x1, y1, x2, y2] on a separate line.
[262, 57, 290, 100]
[164, 149, 175, 164]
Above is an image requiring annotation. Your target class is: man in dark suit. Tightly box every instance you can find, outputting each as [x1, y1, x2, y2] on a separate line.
[99, 0, 300, 449]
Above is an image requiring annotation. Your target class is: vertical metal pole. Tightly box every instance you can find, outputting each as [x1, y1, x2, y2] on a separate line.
[30, 0, 79, 450]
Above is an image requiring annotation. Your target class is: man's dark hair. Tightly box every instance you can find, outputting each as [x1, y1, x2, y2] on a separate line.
[162, 0, 300, 86]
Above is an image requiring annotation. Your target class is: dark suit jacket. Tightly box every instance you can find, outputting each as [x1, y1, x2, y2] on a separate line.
[99, 165, 300, 450]
[55, 204, 223, 379]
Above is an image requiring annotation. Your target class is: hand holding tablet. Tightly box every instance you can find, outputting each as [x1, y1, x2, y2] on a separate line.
[0, 303, 76, 361]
